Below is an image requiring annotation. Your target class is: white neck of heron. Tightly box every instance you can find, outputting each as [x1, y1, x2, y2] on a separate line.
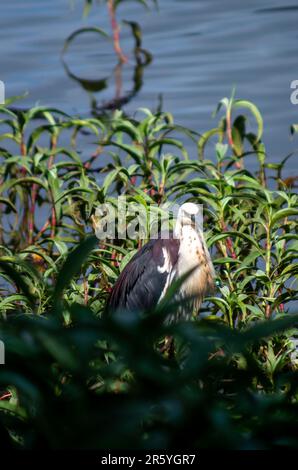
[174, 219, 200, 239]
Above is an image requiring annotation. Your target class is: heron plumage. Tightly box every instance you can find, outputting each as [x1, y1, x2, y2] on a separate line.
[107, 203, 215, 320]
[107, 236, 179, 314]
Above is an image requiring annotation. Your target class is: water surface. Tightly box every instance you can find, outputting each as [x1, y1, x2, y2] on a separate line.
[1, 0, 298, 174]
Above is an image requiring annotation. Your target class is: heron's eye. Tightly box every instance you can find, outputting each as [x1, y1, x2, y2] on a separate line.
[191, 214, 196, 223]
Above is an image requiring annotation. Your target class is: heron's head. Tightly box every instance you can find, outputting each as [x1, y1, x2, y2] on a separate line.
[177, 202, 200, 229]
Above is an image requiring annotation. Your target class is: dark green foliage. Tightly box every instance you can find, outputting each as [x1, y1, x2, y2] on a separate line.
[0, 275, 298, 448]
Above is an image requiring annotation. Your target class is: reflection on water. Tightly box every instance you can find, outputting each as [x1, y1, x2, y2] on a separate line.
[62, 19, 152, 115]
[1, 0, 298, 174]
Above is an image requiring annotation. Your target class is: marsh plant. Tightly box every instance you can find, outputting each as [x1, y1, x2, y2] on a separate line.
[92, 199, 204, 240]
[0, 94, 297, 449]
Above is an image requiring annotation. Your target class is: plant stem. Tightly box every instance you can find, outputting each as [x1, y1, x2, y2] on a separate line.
[221, 220, 237, 259]
[0, 392, 12, 401]
[20, 133, 31, 245]
[84, 145, 104, 170]
[51, 206, 57, 238]
[107, 0, 128, 64]
[226, 99, 242, 169]
[83, 277, 89, 305]
[265, 223, 272, 318]
[34, 219, 50, 243]
[48, 135, 57, 169]
[28, 183, 37, 245]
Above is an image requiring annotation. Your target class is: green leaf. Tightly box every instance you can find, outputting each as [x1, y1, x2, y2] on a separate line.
[271, 208, 298, 226]
[52, 236, 98, 307]
[108, 142, 143, 163]
[0, 260, 36, 307]
[54, 187, 94, 205]
[233, 99, 263, 143]
[119, 249, 138, 272]
[0, 197, 17, 212]
[198, 128, 223, 160]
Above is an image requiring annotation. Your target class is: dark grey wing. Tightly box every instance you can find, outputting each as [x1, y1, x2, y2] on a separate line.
[107, 237, 179, 314]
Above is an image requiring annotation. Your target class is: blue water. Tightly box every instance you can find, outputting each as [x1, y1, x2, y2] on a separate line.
[1, 0, 298, 174]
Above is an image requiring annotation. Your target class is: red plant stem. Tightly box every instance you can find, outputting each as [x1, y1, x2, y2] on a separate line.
[20, 135, 27, 175]
[265, 304, 272, 319]
[84, 146, 104, 170]
[111, 249, 119, 268]
[0, 392, 12, 401]
[221, 220, 237, 259]
[278, 288, 284, 313]
[34, 219, 50, 243]
[158, 181, 165, 205]
[107, 0, 128, 64]
[51, 206, 57, 238]
[20, 138, 26, 156]
[147, 172, 156, 198]
[226, 236, 237, 259]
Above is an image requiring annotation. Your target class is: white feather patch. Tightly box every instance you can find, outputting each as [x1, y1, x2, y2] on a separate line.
[157, 247, 172, 274]
[157, 247, 176, 303]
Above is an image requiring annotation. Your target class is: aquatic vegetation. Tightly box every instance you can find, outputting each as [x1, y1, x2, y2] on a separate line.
[0, 96, 297, 448]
